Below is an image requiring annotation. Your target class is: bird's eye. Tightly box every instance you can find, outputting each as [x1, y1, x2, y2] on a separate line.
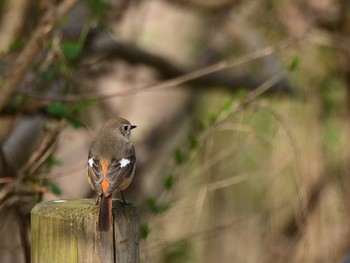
[122, 124, 129, 132]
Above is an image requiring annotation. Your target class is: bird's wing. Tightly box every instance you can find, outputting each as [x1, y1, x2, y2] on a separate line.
[105, 154, 136, 196]
[87, 155, 104, 196]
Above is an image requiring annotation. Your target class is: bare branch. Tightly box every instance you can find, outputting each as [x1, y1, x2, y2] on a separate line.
[0, 0, 78, 111]
[34, 163, 85, 180]
[19, 32, 309, 103]
[0, 120, 65, 205]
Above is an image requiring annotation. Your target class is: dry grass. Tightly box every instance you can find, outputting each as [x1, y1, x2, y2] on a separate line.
[140, 93, 350, 262]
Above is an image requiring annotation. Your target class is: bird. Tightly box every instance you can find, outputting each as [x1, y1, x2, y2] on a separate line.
[87, 118, 136, 232]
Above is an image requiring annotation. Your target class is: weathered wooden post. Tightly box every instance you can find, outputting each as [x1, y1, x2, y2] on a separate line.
[31, 199, 139, 263]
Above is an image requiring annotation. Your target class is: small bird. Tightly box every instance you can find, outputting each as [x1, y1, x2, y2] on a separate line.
[87, 118, 136, 232]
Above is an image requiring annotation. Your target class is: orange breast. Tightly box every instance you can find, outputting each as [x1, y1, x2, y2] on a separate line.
[100, 159, 110, 194]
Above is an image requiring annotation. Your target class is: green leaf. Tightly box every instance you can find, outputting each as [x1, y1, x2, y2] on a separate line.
[45, 156, 61, 169]
[146, 197, 157, 212]
[208, 111, 218, 125]
[164, 174, 175, 189]
[201, 111, 219, 130]
[235, 89, 246, 101]
[140, 223, 150, 240]
[44, 180, 62, 195]
[223, 97, 233, 112]
[72, 99, 97, 112]
[46, 100, 96, 128]
[62, 42, 82, 60]
[188, 132, 198, 150]
[68, 118, 85, 129]
[9, 37, 24, 52]
[288, 55, 300, 71]
[46, 102, 70, 118]
[146, 197, 170, 214]
[87, 0, 109, 20]
[173, 148, 188, 165]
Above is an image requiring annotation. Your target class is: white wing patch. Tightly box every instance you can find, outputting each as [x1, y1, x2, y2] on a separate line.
[119, 158, 130, 168]
[88, 158, 94, 167]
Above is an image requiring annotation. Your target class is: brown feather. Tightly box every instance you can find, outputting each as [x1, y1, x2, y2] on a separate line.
[98, 195, 112, 232]
[87, 118, 136, 232]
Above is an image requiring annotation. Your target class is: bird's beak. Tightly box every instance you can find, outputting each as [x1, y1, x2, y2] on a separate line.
[131, 125, 137, 129]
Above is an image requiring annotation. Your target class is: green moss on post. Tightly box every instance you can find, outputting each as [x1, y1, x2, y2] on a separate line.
[31, 199, 139, 263]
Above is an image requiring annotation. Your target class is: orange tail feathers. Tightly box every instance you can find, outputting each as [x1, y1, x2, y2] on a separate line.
[98, 195, 112, 232]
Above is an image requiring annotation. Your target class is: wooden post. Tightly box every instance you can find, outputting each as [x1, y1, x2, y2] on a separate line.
[31, 199, 139, 263]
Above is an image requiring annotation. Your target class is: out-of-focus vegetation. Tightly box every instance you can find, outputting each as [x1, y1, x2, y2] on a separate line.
[1, 0, 350, 262]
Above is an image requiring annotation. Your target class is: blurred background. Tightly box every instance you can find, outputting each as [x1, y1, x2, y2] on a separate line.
[1, 0, 350, 262]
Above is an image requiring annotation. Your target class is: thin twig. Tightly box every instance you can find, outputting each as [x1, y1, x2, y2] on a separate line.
[243, 74, 285, 104]
[26, 182, 60, 197]
[0, 178, 15, 184]
[0, 121, 65, 205]
[252, 103, 305, 224]
[193, 174, 249, 228]
[34, 163, 85, 179]
[0, 0, 78, 111]
[19, 32, 309, 103]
